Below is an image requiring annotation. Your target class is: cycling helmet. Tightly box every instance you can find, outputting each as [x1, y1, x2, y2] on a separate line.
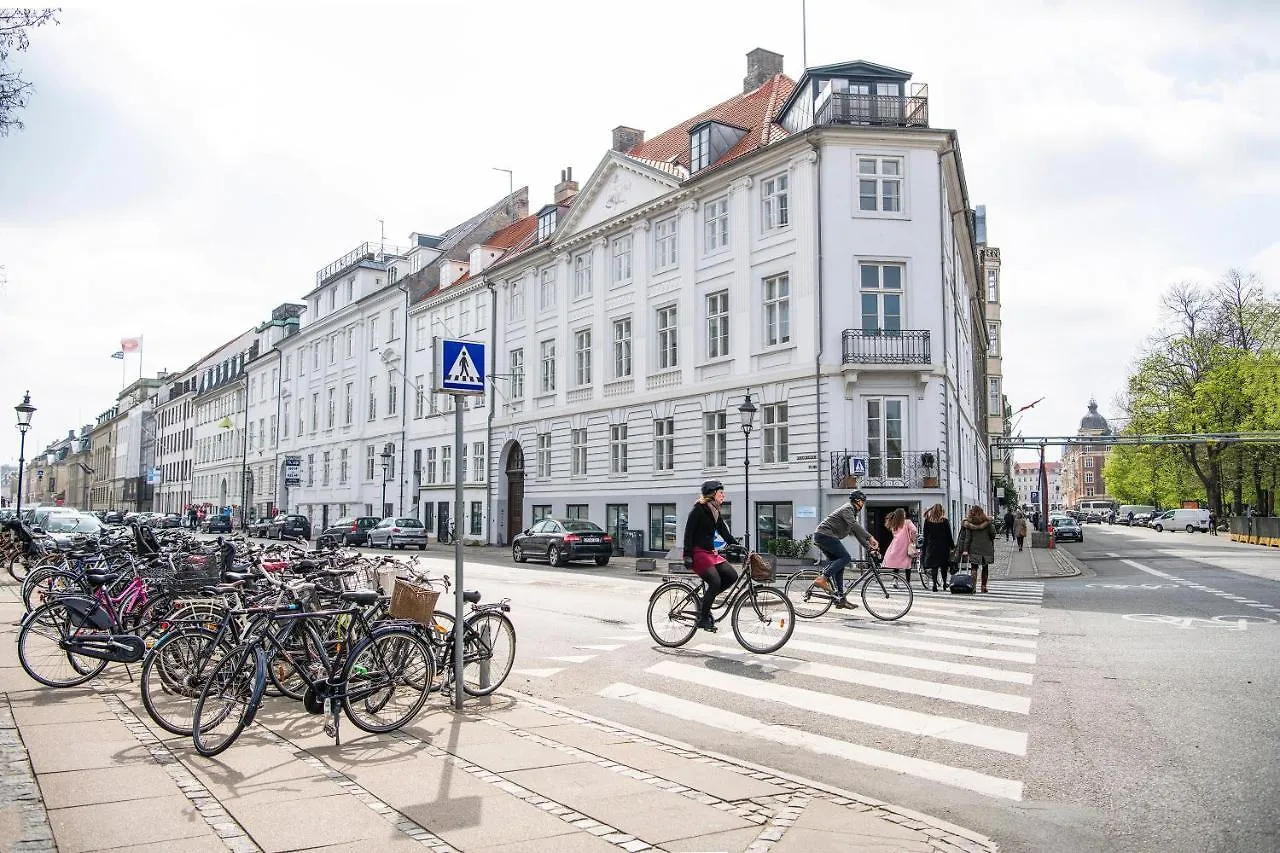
[848, 490, 867, 505]
[701, 479, 725, 496]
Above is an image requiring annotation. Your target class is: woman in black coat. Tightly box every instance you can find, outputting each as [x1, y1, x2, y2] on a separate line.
[920, 503, 955, 591]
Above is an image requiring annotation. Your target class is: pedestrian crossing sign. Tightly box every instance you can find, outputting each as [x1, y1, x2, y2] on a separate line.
[436, 338, 486, 395]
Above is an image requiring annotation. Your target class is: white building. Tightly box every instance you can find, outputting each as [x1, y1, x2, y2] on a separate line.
[242, 304, 303, 522]
[477, 51, 988, 552]
[187, 331, 259, 517]
[1012, 460, 1062, 512]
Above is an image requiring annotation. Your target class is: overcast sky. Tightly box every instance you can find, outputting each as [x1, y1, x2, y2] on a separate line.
[2, 0, 1278, 466]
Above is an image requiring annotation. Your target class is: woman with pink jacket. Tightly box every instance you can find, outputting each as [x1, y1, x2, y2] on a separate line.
[881, 508, 919, 583]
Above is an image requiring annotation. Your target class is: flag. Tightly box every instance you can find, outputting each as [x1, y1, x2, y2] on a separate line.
[120, 337, 142, 353]
[110, 351, 125, 360]
[218, 416, 234, 429]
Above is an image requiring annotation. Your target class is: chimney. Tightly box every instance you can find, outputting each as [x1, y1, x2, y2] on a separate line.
[611, 125, 645, 153]
[743, 47, 784, 93]
[553, 167, 579, 204]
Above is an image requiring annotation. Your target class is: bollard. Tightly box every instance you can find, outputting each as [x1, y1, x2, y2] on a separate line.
[1048, 532, 1056, 549]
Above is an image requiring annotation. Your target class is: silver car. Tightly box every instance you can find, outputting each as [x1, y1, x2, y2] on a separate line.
[368, 517, 428, 550]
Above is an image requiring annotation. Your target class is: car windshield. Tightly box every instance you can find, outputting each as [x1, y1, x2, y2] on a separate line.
[563, 521, 604, 533]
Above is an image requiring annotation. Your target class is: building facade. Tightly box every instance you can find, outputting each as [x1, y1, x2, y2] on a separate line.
[977, 206, 1010, 500]
[1060, 399, 1113, 507]
[1012, 460, 1062, 512]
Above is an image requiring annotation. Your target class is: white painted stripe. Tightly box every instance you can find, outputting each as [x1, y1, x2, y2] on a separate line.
[908, 605, 1041, 625]
[600, 635, 647, 641]
[1121, 559, 1177, 580]
[777, 638, 1032, 684]
[574, 644, 625, 651]
[546, 654, 595, 663]
[905, 627, 1039, 649]
[801, 625, 1037, 664]
[648, 660, 1027, 755]
[598, 682, 1023, 800]
[908, 601, 1042, 620]
[692, 644, 1031, 713]
[512, 668, 564, 678]
[902, 614, 1040, 636]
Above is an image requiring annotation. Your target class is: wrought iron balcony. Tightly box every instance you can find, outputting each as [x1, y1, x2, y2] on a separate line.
[842, 329, 931, 365]
[816, 90, 929, 129]
[830, 449, 943, 490]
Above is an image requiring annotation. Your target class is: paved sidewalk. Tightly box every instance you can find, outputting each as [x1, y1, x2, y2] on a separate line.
[0, 580, 1000, 853]
[989, 535, 1083, 582]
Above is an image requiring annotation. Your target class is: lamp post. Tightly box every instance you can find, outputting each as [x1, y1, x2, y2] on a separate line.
[14, 392, 35, 515]
[380, 445, 394, 518]
[738, 389, 757, 552]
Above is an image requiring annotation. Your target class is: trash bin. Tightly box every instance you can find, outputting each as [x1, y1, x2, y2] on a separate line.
[622, 529, 645, 558]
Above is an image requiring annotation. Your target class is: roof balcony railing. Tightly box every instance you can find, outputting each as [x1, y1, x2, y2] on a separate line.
[816, 91, 929, 129]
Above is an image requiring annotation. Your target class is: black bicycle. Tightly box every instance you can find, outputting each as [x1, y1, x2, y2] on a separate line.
[646, 551, 795, 654]
[783, 551, 914, 620]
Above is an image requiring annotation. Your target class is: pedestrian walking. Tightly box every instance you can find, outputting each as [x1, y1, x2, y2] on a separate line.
[921, 503, 955, 592]
[958, 506, 997, 594]
[1002, 508, 1015, 541]
[1015, 513, 1028, 551]
[880, 508, 918, 584]
[187, 507, 198, 531]
[1208, 510, 1218, 535]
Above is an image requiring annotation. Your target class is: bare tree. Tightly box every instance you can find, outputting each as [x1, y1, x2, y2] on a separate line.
[1, 8, 59, 137]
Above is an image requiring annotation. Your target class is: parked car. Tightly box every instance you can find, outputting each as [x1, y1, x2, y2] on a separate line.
[1083, 511, 1103, 524]
[1151, 508, 1210, 533]
[368, 517, 428, 550]
[512, 518, 613, 566]
[41, 513, 105, 546]
[1051, 517, 1084, 542]
[150, 513, 183, 529]
[30, 507, 80, 532]
[267, 514, 312, 540]
[203, 514, 233, 534]
[1132, 511, 1156, 527]
[247, 518, 271, 537]
[321, 516, 381, 546]
[102, 510, 125, 525]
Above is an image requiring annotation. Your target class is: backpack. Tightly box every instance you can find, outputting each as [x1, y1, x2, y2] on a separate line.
[949, 570, 975, 594]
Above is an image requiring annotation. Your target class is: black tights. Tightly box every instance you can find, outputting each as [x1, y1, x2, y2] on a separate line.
[696, 563, 738, 621]
[928, 565, 951, 588]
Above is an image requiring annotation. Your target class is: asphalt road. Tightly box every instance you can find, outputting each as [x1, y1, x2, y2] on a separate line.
[222, 527, 1280, 852]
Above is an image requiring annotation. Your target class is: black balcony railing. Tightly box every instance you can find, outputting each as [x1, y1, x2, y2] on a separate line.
[842, 329, 931, 365]
[830, 449, 943, 490]
[816, 92, 929, 129]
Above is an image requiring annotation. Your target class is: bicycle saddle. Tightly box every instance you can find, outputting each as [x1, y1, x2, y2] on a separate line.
[339, 590, 380, 606]
[84, 572, 120, 587]
[223, 571, 254, 584]
[463, 590, 481, 604]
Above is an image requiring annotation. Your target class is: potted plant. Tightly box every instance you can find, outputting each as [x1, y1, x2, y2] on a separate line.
[921, 452, 939, 488]
[763, 535, 814, 568]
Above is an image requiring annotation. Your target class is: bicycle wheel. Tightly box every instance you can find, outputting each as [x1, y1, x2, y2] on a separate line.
[22, 567, 88, 612]
[343, 627, 434, 732]
[268, 622, 331, 701]
[783, 569, 833, 619]
[860, 570, 914, 621]
[731, 587, 795, 654]
[17, 601, 109, 688]
[461, 611, 516, 697]
[192, 644, 265, 757]
[646, 582, 699, 648]
[140, 628, 233, 736]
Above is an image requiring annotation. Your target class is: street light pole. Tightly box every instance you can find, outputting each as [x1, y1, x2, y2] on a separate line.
[14, 392, 36, 515]
[738, 389, 757, 552]
[380, 444, 394, 519]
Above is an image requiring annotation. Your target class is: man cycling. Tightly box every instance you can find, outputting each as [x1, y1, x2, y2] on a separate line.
[812, 490, 879, 608]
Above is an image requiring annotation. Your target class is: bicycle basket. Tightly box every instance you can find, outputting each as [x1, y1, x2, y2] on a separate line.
[388, 578, 440, 627]
[746, 553, 774, 583]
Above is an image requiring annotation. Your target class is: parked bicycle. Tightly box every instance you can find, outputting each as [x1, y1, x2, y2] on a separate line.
[783, 551, 914, 620]
[646, 549, 795, 653]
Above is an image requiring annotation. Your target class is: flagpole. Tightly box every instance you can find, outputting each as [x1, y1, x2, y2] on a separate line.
[122, 354, 126, 390]
[138, 335, 144, 381]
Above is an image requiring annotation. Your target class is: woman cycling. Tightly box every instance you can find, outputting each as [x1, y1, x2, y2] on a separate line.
[682, 480, 738, 632]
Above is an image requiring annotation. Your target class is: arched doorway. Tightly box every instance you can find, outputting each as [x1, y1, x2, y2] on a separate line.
[218, 478, 228, 511]
[504, 443, 524, 544]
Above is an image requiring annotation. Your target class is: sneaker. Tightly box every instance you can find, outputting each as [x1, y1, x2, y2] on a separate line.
[814, 576, 832, 592]
[697, 616, 717, 632]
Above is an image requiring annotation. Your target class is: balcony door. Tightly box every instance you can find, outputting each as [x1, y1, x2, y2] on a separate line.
[860, 263, 903, 335]
[866, 397, 906, 483]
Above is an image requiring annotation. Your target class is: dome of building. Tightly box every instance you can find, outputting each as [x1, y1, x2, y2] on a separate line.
[1079, 399, 1112, 434]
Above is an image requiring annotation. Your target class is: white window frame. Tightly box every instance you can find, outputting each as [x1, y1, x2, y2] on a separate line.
[859, 262, 905, 333]
[762, 402, 789, 464]
[441, 445, 452, 482]
[987, 322, 1000, 357]
[763, 273, 791, 347]
[570, 428, 587, 476]
[386, 378, 397, 415]
[703, 411, 727, 468]
[339, 448, 348, 484]
[366, 445, 375, 481]
[690, 126, 711, 171]
[612, 317, 632, 378]
[610, 424, 628, 474]
[539, 339, 556, 394]
[656, 305, 679, 370]
[761, 172, 789, 231]
[510, 281, 525, 322]
[537, 209, 555, 242]
[539, 267, 556, 312]
[706, 291, 729, 359]
[654, 216, 678, 271]
[573, 328, 592, 386]
[536, 433, 551, 478]
[414, 374, 425, 418]
[988, 377, 1000, 413]
[344, 382, 353, 425]
[425, 447, 437, 483]
[367, 376, 377, 421]
[703, 196, 729, 253]
[857, 155, 904, 214]
[471, 441, 484, 482]
[865, 396, 907, 481]
[573, 252, 593, 300]
[654, 418, 675, 472]
[509, 348, 524, 399]
[326, 388, 335, 429]
[611, 234, 633, 285]
[987, 268, 999, 303]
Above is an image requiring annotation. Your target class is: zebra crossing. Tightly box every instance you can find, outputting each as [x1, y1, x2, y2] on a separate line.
[511, 630, 648, 678]
[598, 580, 1046, 802]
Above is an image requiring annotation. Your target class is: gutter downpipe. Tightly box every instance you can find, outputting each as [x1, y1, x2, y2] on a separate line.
[809, 136, 825, 521]
[398, 280, 411, 517]
[938, 148, 955, 517]
[268, 345, 283, 518]
[485, 277, 498, 545]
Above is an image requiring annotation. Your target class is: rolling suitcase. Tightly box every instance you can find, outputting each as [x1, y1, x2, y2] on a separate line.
[949, 570, 975, 594]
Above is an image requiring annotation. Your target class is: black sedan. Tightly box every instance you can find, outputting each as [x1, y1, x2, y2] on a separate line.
[1052, 517, 1084, 542]
[321, 516, 381, 546]
[267, 514, 311, 540]
[203, 514, 232, 534]
[512, 518, 613, 566]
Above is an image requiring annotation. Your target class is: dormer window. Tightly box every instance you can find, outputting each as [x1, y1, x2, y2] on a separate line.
[691, 126, 711, 172]
[537, 207, 557, 242]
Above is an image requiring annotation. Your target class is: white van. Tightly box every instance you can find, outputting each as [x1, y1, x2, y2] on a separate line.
[1151, 508, 1210, 533]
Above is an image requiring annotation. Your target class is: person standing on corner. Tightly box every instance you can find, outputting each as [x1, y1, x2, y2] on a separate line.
[958, 505, 997, 593]
[1208, 510, 1218, 535]
[1003, 507, 1015, 541]
[188, 506, 199, 531]
[682, 480, 738, 632]
[1014, 513, 1028, 551]
[921, 503, 955, 592]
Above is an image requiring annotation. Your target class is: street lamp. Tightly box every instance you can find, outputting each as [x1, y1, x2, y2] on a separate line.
[738, 389, 757, 552]
[380, 444, 394, 518]
[14, 392, 35, 516]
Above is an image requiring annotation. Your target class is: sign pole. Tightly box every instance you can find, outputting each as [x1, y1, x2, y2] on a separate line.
[453, 393, 465, 710]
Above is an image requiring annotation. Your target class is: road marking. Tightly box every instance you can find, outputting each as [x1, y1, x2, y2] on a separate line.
[598, 682, 1023, 800]
[1085, 583, 1178, 590]
[692, 644, 1031, 713]
[573, 644, 625, 651]
[802, 624, 1038, 664]
[600, 635, 648, 641]
[899, 614, 1041, 636]
[1121, 613, 1275, 631]
[648, 660, 1028, 755]
[511, 668, 564, 678]
[779, 637, 1033, 684]
[908, 604, 1040, 624]
[905, 627, 1039, 649]
[546, 654, 595, 663]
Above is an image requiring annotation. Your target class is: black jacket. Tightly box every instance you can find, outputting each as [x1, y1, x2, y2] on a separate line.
[921, 518, 955, 568]
[683, 501, 737, 555]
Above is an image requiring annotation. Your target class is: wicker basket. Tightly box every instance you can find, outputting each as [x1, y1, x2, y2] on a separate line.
[389, 578, 440, 627]
[746, 553, 774, 583]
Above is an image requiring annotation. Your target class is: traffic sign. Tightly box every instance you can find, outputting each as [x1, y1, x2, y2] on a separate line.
[436, 338, 486, 395]
[1030, 490, 1040, 502]
[850, 455, 868, 477]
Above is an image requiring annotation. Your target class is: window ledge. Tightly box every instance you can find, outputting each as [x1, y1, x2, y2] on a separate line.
[534, 393, 557, 405]
[698, 355, 733, 368]
[853, 210, 910, 221]
[646, 370, 681, 391]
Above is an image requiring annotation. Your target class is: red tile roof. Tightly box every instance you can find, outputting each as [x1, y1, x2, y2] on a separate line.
[626, 74, 796, 174]
[486, 216, 538, 250]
